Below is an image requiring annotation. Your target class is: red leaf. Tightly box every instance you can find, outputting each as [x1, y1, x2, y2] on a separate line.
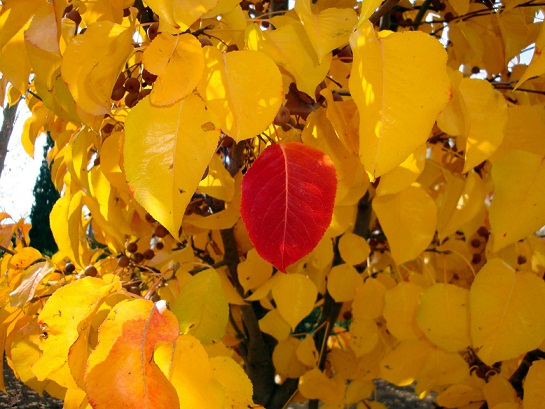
[241, 142, 336, 272]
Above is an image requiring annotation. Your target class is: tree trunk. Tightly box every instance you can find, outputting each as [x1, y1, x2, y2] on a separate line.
[0, 100, 21, 179]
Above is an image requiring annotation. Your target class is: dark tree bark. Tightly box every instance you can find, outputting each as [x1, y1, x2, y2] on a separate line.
[0, 100, 21, 179]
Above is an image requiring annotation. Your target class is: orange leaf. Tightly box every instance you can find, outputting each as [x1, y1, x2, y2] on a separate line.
[85, 300, 180, 409]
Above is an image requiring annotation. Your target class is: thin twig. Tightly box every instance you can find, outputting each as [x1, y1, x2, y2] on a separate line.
[0, 244, 15, 255]
[369, 0, 400, 25]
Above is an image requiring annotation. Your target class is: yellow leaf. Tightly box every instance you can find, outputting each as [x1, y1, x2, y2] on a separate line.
[437, 171, 487, 241]
[450, 0, 470, 15]
[352, 278, 386, 320]
[170, 268, 228, 343]
[417, 283, 471, 352]
[61, 21, 133, 116]
[143, 33, 204, 106]
[244, 272, 283, 301]
[329, 348, 358, 380]
[32, 278, 119, 382]
[322, 89, 359, 156]
[301, 106, 368, 206]
[217, 267, 246, 306]
[209, 356, 255, 408]
[145, 0, 219, 31]
[21, 103, 48, 158]
[491, 105, 545, 162]
[0, 0, 42, 51]
[523, 360, 545, 409]
[8, 247, 42, 270]
[50, 191, 87, 268]
[358, 0, 383, 23]
[489, 150, 545, 253]
[483, 375, 517, 408]
[374, 186, 437, 265]
[349, 21, 450, 179]
[380, 339, 431, 386]
[383, 282, 423, 341]
[85, 300, 180, 409]
[185, 172, 241, 231]
[294, 0, 357, 63]
[349, 319, 379, 356]
[245, 19, 331, 98]
[9, 320, 64, 399]
[457, 78, 508, 173]
[9, 260, 55, 308]
[259, 309, 291, 341]
[202, 0, 239, 17]
[202, 51, 283, 141]
[296, 336, 319, 368]
[516, 22, 545, 89]
[155, 335, 224, 409]
[415, 347, 468, 395]
[299, 368, 345, 403]
[80, 0, 124, 25]
[338, 233, 370, 265]
[376, 144, 427, 196]
[238, 248, 273, 293]
[198, 154, 235, 202]
[436, 383, 485, 408]
[470, 259, 545, 365]
[327, 264, 363, 302]
[273, 337, 308, 378]
[273, 273, 318, 329]
[345, 379, 375, 404]
[124, 95, 220, 239]
[0, 28, 31, 94]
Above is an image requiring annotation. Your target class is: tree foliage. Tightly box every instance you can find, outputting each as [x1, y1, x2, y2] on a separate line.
[29, 134, 60, 256]
[0, 0, 545, 408]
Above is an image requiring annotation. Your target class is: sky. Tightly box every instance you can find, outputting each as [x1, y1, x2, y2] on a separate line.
[0, 103, 46, 221]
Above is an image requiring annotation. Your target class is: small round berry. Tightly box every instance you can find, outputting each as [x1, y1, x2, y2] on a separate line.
[118, 255, 130, 268]
[134, 252, 145, 264]
[273, 106, 291, 126]
[147, 22, 159, 41]
[84, 266, 98, 277]
[126, 242, 138, 253]
[143, 249, 155, 260]
[65, 263, 76, 274]
[154, 225, 169, 238]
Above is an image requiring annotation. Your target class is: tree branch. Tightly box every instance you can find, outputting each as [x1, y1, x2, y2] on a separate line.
[220, 227, 276, 406]
[0, 99, 21, 179]
[369, 0, 401, 25]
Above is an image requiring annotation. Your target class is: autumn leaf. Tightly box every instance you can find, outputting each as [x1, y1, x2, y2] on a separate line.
[155, 334, 224, 409]
[417, 284, 471, 352]
[197, 47, 283, 141]
[523, 360, 545, 409]
[373, 186, 437, 265]
[349, 21, 450, 179]
[145, 0, 219, 31]
[142, 33, 204, 106]
[245, 19, 332, 98]
[273, 273, 318, 329]
[170, 268, 229, 343]
[61, 21, 133, 116]
[9, 260, 54, 308]
[470, 259, 545, 365]
[124, 95, 220, 239]
[294, 0, 357, 63]
[489, 150, 545, 253]
[85, 300, 180, 409]
[32, 278, 120, 382]
[240, 142, 337, 271]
